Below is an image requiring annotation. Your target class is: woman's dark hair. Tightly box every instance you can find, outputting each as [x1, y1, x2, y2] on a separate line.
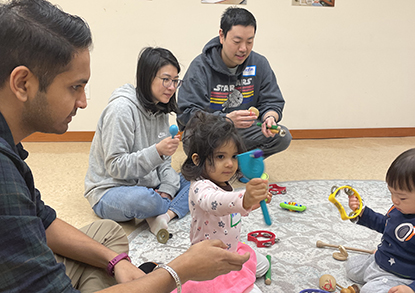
[135, 47, 180, 114]
[220, 6, 256, 38]
[181, 111, 246, 181]
[386, 148, 415, 192]
[0, 0, 92, 91]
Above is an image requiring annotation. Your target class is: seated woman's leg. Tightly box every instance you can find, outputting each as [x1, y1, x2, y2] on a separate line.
[168, 173, 190, 219]
[92, 186, 170, 222]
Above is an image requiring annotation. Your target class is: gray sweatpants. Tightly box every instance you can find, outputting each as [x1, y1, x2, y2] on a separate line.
[345, 254, 413, 293]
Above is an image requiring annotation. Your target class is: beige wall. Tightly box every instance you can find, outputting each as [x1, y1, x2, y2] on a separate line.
[17, 1, 415, 130]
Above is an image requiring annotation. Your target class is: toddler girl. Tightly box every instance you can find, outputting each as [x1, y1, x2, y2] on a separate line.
[179, 111, 272, 293]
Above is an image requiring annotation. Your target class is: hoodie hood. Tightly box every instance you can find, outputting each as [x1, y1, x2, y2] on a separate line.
[202, 36, 248, 77]
[108, 83, 153, 119]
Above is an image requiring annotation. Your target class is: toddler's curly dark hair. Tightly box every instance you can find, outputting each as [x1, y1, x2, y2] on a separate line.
[181, 111, 246, 182]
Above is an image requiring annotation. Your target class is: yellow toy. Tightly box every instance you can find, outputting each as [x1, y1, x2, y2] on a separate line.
[329, 185, 363, 220]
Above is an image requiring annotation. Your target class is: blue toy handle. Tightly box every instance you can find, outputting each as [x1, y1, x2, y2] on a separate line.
[169, 125, 179, 138]
[260, 200, 272, 225]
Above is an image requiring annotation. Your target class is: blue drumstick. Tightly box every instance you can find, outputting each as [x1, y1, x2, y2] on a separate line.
[260, 200, 272, 226]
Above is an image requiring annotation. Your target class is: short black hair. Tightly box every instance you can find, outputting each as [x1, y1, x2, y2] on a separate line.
[386, 148, 415, 192]
[0, 0, 92, 91]
[135, 47, 180, 114]
[181, 111, 246, 181]
[220, 6, 256, 38]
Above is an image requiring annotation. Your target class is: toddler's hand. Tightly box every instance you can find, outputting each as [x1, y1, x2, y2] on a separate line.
[243, 178, 269, 210]
[348, 195, 364, 217]
[348, 195, 360, 211]
[388, 285, 414, 293]
[156, 136, 180, 157]
[250, 191, 272, 211]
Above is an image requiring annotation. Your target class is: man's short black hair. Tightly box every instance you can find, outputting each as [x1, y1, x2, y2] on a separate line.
[220, 6, 256, 38]
[0, 0, 92, 91]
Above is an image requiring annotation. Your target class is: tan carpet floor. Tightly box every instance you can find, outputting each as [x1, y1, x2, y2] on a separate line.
[24, 137, 415, 235]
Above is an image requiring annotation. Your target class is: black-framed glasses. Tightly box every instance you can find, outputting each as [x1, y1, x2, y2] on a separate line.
[157, 77, 183, 89]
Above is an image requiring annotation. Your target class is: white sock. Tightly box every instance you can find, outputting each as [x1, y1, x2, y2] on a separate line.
[146, 213, 171, 235]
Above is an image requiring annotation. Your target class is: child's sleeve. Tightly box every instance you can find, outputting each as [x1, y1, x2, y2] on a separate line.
[356, 206, 388, 234]
[192, 180, 250, 217]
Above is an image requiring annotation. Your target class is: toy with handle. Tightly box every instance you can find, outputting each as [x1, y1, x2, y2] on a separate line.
[236, 149, 272, 225]
[329, 185, 363, 220]
[169, 124, 179, 138]
[264, 255, 272, 285]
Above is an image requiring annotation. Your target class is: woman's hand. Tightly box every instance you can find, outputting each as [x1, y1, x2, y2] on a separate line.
[156, 190, 173, 201]
[156, 136, 180, 157]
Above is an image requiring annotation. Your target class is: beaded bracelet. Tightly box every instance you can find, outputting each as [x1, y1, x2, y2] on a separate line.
[154, 264, 182, 293]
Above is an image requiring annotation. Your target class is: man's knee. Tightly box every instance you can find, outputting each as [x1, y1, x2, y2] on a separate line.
[82, 219, 128, 250]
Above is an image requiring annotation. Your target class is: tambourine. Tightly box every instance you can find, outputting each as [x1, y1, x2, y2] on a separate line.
[247, 230, 278, 247]
[329, 185, 363, 220]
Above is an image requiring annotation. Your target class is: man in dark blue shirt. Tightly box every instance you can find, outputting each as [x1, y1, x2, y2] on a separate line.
[0, 1, 249, 292]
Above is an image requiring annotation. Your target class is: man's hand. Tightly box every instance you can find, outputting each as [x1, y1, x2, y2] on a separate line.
[114, 259, 146, 284]
[169, 239, 250, 283]
[261, 115, 279, 138]
[156, 136, 180, 157]
[226, 110, 257, 129]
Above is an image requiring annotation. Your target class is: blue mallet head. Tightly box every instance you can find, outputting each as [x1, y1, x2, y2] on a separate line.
[169, 125, 179, 138]
[236, 149, 264, 179]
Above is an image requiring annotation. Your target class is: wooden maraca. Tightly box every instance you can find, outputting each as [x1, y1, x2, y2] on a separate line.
[337, 283, 360, 293]
[319, 274, 360, 293]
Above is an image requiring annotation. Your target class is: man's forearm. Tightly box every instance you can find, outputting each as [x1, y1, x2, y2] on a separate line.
[45, 218, 117, 268]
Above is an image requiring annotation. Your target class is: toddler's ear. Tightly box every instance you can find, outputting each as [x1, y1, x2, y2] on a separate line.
[191, 153, 200, 166]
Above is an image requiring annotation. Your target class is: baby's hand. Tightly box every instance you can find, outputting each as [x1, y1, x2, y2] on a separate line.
[349, 195, 363, 216]
[348, 195, 361, 212]
[243, 178, 269, 210]
[388, 285, 414, 293]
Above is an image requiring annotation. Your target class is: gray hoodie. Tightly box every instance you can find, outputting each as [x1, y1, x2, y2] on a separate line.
[84, 84, 180, 208]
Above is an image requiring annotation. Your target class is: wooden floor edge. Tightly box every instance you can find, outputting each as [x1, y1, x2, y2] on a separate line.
[22, 131, 95, 142]
[22, 128, 415, 142]
[290, 128, 415, 139]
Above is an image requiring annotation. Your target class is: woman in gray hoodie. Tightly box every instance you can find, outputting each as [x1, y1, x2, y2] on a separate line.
[84, 47, 189, 243]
